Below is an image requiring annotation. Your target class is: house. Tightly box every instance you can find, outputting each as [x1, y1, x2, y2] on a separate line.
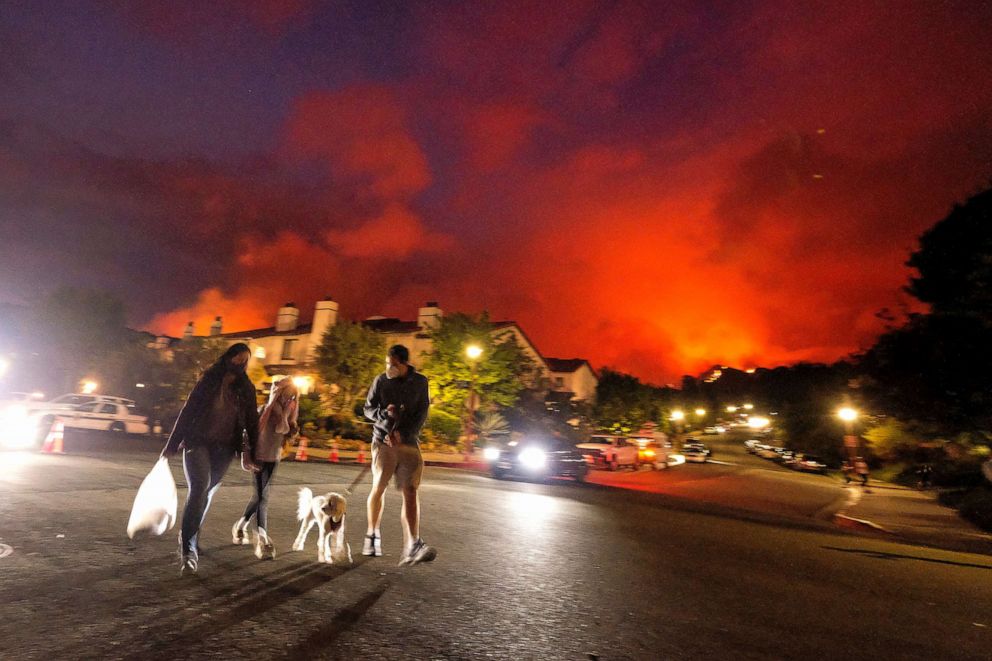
[175, 298, 596, 401]
[545, 358, 598, 403]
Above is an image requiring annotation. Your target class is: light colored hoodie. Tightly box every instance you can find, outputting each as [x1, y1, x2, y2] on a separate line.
[255, 380, 299, 462]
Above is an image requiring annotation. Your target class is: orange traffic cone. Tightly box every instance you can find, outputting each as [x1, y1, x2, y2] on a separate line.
[329, 439, 339, 463]
[294, 436, 309, 462]
[356, 443, 366, 464]
[41, 419, 65, 454]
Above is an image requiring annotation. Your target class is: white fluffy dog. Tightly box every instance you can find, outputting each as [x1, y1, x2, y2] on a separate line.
[292, 487, 352, 565]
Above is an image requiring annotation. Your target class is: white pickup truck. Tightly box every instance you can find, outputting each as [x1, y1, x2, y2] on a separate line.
[576, 435, 640, 470]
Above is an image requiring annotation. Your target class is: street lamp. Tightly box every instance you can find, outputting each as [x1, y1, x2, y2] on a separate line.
[838, 407, 859, 464]
[747, 416, 770, 430]
[670, 410, 685, 422]
[743, 403, 754, 410]
[464, 344, 484, 458]
[838, 407, 858, 423]
[81, 380, 98, 394]
[726, 405, 737, 413]
[694, 408, 706, 417]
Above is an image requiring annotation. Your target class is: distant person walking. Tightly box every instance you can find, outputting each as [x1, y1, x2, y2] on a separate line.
[854, 457, 870, 487]
[363, 344, 435, 565]
[162, 343, 260, 575]
[232, 376, 299, 559]
[841, 460, 853, 484]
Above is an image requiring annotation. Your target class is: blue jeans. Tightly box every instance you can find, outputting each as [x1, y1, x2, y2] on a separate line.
[180, 444, 235, 557]
[241, 461, 277, 530]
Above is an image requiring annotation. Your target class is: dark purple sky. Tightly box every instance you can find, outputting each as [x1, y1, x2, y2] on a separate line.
[2, 0, 991, 382]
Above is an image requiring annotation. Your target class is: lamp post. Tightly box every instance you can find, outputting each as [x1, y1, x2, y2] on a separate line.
[838, 406, 859, 464]
[464, 344, 484, 459]
[671, 409, 685, 449]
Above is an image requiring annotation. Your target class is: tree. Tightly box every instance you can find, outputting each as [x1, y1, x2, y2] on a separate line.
[861, 185, 992, 438]
[906, 186, 992, 317]
[591, 368, 672, 433]
[421, 312, 538, 415]
[314, 322, 385, 415]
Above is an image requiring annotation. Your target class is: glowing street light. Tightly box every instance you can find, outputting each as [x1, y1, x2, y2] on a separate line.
[694, 408, 706, 417]
[747, 416, 770, 430]
[726, 405, 738, 413]
[81, 380, 98, 394]
[670, 410, 685, 422]
[465, 344, 483, 360]
[292, 375, 314, 394]
[743, 403, 754, 410]
[837, 407, 858, 422]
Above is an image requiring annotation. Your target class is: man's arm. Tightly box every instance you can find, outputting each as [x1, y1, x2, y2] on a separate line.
[399, 377, 430, 439]
[363, 375, 387, 423]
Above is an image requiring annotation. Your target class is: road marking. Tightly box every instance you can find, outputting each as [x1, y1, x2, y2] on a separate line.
[706, 459, 738, 466]
[0, 543, 12, 559]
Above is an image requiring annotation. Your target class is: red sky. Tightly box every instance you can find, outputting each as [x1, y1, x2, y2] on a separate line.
[1, 1, 990, 383]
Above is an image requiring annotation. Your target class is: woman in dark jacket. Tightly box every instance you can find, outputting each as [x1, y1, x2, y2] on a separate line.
[162, 342, 260, 575]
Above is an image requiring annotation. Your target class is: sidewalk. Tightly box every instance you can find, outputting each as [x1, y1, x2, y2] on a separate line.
[286, 444, 488, 472]
[834, 481, 992, 555]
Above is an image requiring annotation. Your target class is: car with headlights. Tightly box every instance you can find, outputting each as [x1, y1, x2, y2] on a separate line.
[576, 435, 639, 470]
[682, 444, 710, 463]
[637, 442, 669, 469]
[486, 438, 589, 482]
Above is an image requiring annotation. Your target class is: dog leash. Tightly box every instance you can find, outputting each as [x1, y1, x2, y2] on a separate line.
[343, 463, 372, 495]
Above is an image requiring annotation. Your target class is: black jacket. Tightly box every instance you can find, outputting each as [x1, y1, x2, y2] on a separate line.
[165, 372, 260, 454]
[364, 368, 430, 445]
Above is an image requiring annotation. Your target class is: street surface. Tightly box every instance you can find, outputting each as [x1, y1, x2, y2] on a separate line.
[1, 431, 991, 660]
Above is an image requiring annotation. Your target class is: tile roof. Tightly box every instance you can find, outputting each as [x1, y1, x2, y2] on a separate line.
[360, 318, 422, 333]
[545, 357, 592, 373]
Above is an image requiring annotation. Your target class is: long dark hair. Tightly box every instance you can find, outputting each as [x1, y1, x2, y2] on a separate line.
[198, 342, 252, 392]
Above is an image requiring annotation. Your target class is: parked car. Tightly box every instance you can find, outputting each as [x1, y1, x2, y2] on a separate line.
[488, 437, 589, 482]
[703, 426, 726, 435]
[756, 445, 780, 459]
[26, 395, 148, 444]
[744, 439, 761, 453]
[53, 401, 150, 435]
[794, 454, 828, 474]
[577, 435, 639, 470]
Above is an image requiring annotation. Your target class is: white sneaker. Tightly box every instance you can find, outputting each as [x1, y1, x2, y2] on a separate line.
[362, 533, 382, 557]
[231, 517, 250, 545]
[400, 539, 436, 566]
[254, 528, 276, 560]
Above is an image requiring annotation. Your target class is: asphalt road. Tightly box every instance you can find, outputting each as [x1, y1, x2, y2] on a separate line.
[1, 434, 991, 660]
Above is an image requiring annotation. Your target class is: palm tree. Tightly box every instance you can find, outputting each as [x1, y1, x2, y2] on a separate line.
[476, 412, 509, 443]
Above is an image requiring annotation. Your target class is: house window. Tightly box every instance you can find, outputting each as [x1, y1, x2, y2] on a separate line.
[281, 339, 298, 360]
[554, 377, 564, 388]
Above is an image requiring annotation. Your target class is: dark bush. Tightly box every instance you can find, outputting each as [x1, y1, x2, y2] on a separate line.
[957, 487, 992, 532]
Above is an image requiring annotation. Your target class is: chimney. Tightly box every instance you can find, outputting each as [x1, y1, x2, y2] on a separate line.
[209, 316, 223, 336]
[309, 296, 339, 357]
[183, 321, 194, 339]
[417, 301, 443, 330]
[276, 302, 300, 332]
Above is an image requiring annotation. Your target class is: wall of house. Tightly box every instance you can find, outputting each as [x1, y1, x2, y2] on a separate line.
[552, 364, 598, 402]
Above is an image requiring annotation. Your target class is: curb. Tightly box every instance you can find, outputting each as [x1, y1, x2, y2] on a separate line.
[832, 513, 892, 534]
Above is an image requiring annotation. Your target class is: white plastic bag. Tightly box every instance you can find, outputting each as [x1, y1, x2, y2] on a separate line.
[127, 457, 178, 539]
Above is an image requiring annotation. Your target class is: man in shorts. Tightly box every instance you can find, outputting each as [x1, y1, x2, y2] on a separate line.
[363, 344, 436, 565]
